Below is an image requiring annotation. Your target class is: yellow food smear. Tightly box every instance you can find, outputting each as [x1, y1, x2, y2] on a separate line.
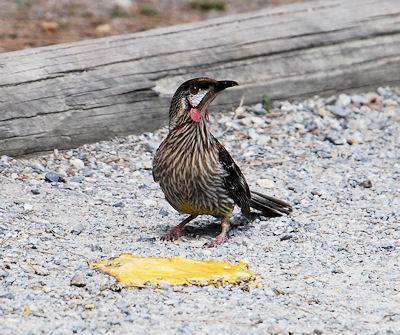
[92, 254, 260, 288]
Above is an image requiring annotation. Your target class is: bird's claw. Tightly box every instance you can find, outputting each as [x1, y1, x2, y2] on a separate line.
[161, 228, 188, 242]
[203, 235, 227, 248]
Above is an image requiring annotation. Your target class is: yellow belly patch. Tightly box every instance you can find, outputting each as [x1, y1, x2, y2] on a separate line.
[177, 202, 215, 215]
[176, 202, 233, 216]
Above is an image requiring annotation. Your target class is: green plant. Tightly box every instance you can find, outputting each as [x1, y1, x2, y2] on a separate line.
[139, 5, 160, 17]
[112, 6, 130, 18]
[262, 94, 272, 111]
[188, 0, 226, 11]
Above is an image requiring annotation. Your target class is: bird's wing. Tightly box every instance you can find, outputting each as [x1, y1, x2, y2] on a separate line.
[215, 138, 251, 219]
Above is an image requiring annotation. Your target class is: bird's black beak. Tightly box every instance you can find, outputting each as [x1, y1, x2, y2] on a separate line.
[215, 80, 239, 93]
[195, 80, 239, 112]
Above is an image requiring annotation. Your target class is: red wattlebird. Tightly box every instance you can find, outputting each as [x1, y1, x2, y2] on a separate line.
[153, 78, 292, 247]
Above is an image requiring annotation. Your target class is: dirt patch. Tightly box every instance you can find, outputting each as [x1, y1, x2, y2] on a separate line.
[0, 0, 308, 53]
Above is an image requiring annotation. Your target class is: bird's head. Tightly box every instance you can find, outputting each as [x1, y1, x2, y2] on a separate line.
[168, 77, 238, 129]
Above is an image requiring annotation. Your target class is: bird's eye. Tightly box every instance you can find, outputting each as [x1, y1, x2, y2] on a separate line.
[190, 86, 199, 95]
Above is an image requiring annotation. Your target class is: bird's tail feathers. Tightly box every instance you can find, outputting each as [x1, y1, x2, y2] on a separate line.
[249, 191, 292, 217]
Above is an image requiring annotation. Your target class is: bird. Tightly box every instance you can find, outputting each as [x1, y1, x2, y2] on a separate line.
[153, 77, 292, 247]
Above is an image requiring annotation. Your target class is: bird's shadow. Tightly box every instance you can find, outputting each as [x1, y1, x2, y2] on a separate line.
[182, 216, 251, 238]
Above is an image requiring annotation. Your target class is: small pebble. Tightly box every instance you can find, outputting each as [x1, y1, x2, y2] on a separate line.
[256, 179, 275, 189]
[31, 162, 45, 172]
[71, 176, 83, 183]
[364, 92, 379, 103]
[164, 299, 178, 306]
[325, 134, 346, 145]
[70, 274, 87, 287]
[45, 171, 65, 183]
[0, 291, 14, 299]
[305, 277, 315, 284]
[70, 158, 85, 170]
[30, 188, 40, 195]
[358, 179, 372, 188]
[280, 234, 292, 241]
[337, 93, 351, 107]
[143, 199, 157, 207]
[23, 203, 33, 212]
[0, 163, 7, 173]
[160, 282, 170, 290]
[158, 208, 169, 216]
[71, 223, 85, 235]
[328, 104, 350, 118]
[146, 141, 159, 152]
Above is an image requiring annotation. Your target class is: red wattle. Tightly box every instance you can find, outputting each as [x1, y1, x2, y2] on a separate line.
[190, 108, 201, 123]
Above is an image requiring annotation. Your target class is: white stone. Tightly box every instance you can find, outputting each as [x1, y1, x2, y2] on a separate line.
[70, 158, 85, 170]
[305, 277, 315, 284]
[364, 92, 379, 103]
[256, 178, 275, 189]
[243, 150, 255, 157]
[24, 203, 33, 212]
[337, 93, 351, 106]
[256, 135, 271, 146]
[143, 199, 157, 207]
[264, 287, 277, 297]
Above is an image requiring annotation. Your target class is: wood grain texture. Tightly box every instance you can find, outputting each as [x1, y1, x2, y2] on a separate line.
[1, 0, 400, 156]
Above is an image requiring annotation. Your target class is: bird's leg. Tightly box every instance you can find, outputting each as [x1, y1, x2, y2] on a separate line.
[204, 216, 230, 248]
[162, 215, 197, 241]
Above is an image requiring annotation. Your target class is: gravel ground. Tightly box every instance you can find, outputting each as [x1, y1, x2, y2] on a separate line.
[1, 87, 399, 334]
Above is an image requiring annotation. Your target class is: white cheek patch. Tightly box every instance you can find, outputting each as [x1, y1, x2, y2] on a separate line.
[188, 89, 208, 108]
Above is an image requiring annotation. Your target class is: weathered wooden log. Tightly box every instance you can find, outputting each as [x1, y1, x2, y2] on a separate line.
[1, 0, 399, 156]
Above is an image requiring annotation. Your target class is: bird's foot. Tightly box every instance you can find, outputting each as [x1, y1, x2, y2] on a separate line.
[203, 234, 227, 248]
[161, 215, 197, 242]
[161, 227, 188, 242]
